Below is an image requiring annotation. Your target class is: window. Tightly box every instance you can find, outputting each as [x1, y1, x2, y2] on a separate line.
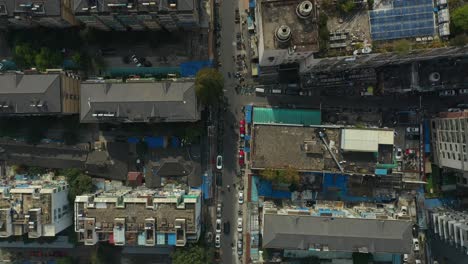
[450, 144, 453, 151]
[442, 152, 445, 158]
[445, 143, 447, 150]
[464, 145, 466, 153]
[464, 155, 467, 162]
[455, 144, 458, 151]
[463, 178, 468, 185]
[458, 154, 461, 160]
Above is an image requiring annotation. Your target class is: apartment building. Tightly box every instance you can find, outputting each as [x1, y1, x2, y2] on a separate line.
[261, 200, 413, 256]
[80, 79, 199, 123]
[0, 0, 76, 28]
[74, 186, 201, 247]
[431, 111, 468, 186]
[0, 71, 80, 116]
[72, 0, 199, 31]
[429, 208, 468, 254]
[0, 179, 71, 238]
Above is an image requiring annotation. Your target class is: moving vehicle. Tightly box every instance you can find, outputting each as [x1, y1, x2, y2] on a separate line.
[216, 155, 223, 170]
[223, 221, 230, 235]
[238, 191, 244, 204]
[215, 234, 221, 248]
[406, 127, 419, 134]
[255, 87, 265, 93]
[413, 238, 420, 251]
[439, 90, 456, 96]
[216, 219, 222, 233]
[237, 217, 243, 233]
[238, 149, 245, 166]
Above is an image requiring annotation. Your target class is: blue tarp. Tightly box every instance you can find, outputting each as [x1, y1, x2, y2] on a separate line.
[202, 173, 212, 200]
[251, 176, 259, 202]
[424, 119, 431, 153]
[180, 60, 214, 77]
[245, 105, 253, 124]
[167, 233, 176, 246]
[127, 137, 139, 144]
[257, 178, 291, 199]
[375, 168, 388, 175]
[171, 137, 181, 148]
[249, 0, 255, 8]
[145, 136, 165, 148]
[157, 233, 166, 245]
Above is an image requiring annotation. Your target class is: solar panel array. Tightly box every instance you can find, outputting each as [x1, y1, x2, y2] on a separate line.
[369, 0, 435, 41]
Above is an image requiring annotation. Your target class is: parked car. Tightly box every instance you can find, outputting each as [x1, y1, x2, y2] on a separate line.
[406, 127, 419, 134]
[239, 119, 246, 138]
[237, 240, 243, 256]
[238, 191, 244, 204]
[439, 90, 456, 96]
[459, 88, 468, 95]
[239, 149, 245, 166]
[215, 233, 221, 248]
[223, 221, 230, 235]
[216, 155, 223, 170]
[216, 219, 222, 233]
[395, 148, 403, 161]
[216, 203, 222, 218]
[237, 217, 243, 233]
[403, 254, 409, 263]
[415, 260, 421, 264]
[413, 238, 420, 251]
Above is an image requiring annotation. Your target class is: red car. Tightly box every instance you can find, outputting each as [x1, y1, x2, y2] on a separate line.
[239, 149, 245, 166]
[239, 119, 246, 138]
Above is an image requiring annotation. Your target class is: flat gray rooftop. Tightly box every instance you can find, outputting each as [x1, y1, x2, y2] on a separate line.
[260, 0, 319, 52]
[251, 125, 341, 171]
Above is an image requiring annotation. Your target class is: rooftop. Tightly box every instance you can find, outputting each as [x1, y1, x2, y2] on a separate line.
[259, 0, 319, 52]
[262, 200, 413, 253]
[80, 80, 200, 123]
[11, 0, 62, 16]
[0, 72, 62, 114]
[251, 125, 394, 174]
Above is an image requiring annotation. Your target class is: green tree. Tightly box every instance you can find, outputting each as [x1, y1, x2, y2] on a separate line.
[13, 44, 36, 68]
[56, 257, 74, 264]
[172, 245, 208, 264]
[35, 47, 63, 71]
[195, 68, 224, 106]
[60, 168, 93, 202]
[452, 5, 468, 33]
[338, 0, 356, 14]
[393, 39, 412, 55]
[450, 33, 468, 46]
[367, 0, 374, 10]
[27, 166, 47, 176]
[283, 166, 300, 185]
[260, 168, 276, 182]
[260, 167, 300, 185]
[318, 13, 329, 53]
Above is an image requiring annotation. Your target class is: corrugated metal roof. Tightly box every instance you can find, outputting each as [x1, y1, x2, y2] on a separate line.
[253, 107, 321, 125]
[341, 129, 394, 152]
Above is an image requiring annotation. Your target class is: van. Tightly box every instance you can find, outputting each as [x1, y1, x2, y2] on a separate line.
[255, 87, 265, 93]
[271, 89, 282, 94]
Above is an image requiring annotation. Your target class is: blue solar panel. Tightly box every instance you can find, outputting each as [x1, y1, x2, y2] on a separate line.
[369, 0, 435, 40]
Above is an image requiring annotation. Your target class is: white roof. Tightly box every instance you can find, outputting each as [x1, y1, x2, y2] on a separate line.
[341, 129, 394, 152]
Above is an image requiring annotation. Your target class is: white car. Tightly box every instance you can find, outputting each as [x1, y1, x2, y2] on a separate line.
[395, 148, 403, 161]
[415, 260, 421, 264]
[413, 238, 420, 252]
[238, 191, 244, 204]
[459, 88, 468, 95]
[216, 219, 222, 234]
[216, 155, 223, 170]
[215, 233, 221, 248]
[216, 203, 222, 218]
[237, 217, 243, 233]
[403, 254, 409, 263]
[406, 127, 419, 134]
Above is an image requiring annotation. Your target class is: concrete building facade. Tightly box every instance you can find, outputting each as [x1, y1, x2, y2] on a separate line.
[431, 112, 468, 186]
[0, 179, 71, 238]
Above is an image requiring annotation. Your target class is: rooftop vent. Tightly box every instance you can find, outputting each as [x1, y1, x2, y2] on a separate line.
[296, 1, 313, 19]
[275, 25, 291, 43]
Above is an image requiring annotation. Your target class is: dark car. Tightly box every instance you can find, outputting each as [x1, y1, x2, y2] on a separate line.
[223, 221, 230, 235]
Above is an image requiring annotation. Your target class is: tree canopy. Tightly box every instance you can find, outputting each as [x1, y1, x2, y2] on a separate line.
[393, 39, 412, 55]
[13, 44, 63, 70]
[260, 167, 300, 185]
[195, 68, 224, 105]
[35, 47, 63, 71]
[452, 5, 468, 33]
[60, 168, 94, 202]
[172, 245, 210, 264]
